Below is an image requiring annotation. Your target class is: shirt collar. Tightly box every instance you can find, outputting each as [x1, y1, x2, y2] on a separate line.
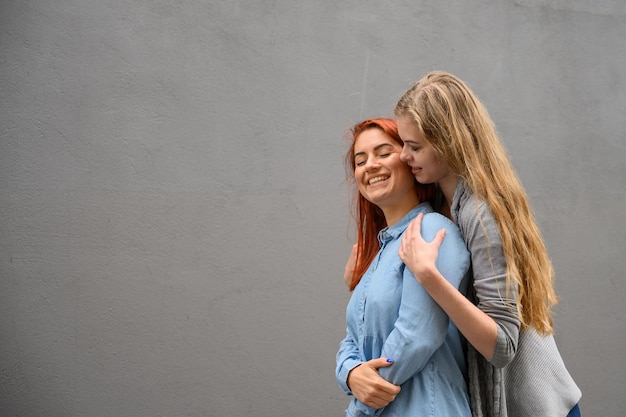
[378, 202, 432, 245]
[450, 179, 468, 223]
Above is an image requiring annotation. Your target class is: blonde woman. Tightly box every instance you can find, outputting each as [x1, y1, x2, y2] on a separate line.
[394, 71, 581, 417]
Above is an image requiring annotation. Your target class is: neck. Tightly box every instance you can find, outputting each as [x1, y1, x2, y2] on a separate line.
[438, 175, 460, 216]
[381, 196, 421, 227]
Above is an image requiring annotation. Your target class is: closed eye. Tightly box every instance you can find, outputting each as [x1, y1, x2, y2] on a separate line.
[354, 155, 367, 166]
[403, 141, 420, 152]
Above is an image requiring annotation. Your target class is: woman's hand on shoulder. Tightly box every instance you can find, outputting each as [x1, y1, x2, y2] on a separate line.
[347, 358, 401, 409]
[399, 213, 446, 285]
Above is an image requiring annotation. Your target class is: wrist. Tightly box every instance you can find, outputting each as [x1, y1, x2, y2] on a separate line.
[346, 363, 362, 391]
[418, 266, 446, 290]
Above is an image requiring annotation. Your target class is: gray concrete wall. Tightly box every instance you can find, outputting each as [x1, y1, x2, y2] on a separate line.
[1, 1, 624, 416]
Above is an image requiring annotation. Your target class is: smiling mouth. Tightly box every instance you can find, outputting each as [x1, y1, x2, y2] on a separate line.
[368, 176, 389, 185]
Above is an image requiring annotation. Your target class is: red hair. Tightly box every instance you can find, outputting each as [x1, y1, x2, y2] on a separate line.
[344, 118, 436, 291]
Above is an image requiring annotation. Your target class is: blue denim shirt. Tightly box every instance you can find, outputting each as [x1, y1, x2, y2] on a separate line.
[336, 203, 472, 417]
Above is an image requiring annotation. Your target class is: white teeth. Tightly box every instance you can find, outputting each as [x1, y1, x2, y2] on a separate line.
[369, 176, 388, 185]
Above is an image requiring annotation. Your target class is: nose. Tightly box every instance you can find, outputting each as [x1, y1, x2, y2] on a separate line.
[363, 158, 380, 172]
[400, 145, 410, 162]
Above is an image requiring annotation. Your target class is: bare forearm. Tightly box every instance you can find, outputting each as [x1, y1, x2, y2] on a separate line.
[419, 268, 497, 360]
[399, 214, 499, 361]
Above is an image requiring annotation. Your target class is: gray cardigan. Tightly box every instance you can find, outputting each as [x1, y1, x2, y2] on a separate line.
[450, 181, 581, 417]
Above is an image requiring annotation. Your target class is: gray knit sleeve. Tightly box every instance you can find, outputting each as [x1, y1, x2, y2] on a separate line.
[457, 195, 520, 368]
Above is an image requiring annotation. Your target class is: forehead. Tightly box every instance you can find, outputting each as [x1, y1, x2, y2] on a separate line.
[354, 128, 398, 152]
[397, 114, 422, 133]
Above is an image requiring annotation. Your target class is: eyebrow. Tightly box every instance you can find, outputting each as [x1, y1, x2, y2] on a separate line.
[354, 143, 395, 158]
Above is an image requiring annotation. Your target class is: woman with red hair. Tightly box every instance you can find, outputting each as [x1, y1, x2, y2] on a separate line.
[335, 118, 472, 417]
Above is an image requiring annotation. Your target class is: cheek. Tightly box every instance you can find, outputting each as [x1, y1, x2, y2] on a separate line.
[410, 151, 423, 164]
[425, 152, 441, 166]
[433, 154, 447, 169]
[354, 168, 368, 186]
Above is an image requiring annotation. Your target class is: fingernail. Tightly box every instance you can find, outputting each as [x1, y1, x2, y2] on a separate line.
[386, 358, 394, 363]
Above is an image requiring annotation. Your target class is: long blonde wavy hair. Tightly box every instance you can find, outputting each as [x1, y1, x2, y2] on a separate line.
[394, 70, 557, 335]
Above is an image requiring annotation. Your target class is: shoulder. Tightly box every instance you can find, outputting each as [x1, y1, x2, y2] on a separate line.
[455, 187, 488, 223]
[422, 212, 469, 260]
[455, 191, 501, 245]
[421, 212, 464, 242]
[422, 214, 471, 286]
[453, 181, 490, 223]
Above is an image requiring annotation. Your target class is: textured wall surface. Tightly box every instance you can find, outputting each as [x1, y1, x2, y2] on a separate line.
[1, 1, 625, 416]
